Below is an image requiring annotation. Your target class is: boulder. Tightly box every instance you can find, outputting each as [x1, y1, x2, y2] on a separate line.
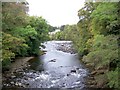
[71, 69, 76, 73]
[49, 59, 56, 62]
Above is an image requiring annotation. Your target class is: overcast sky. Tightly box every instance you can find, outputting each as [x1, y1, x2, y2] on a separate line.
[26, 0, 85, 27]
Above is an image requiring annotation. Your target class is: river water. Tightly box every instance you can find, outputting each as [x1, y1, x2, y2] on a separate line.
[3, 41, 88, 89]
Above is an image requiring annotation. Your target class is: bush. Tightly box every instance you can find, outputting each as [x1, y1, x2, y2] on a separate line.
[107, 68, 119, 88]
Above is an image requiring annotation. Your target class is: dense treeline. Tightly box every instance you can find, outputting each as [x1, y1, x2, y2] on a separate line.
[2, 2, 50, 70]
[53, 2, 120, 88]
[48, 25, 58, 32]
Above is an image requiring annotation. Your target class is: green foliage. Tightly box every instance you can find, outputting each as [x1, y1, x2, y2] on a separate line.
[48, 25, 58, 32]
[2, 2, 50, 70]
[51, 24, 78, 41]
[81, 3, 120, 88]
[2, 32, 25, 69]
[107, 68, 119, 88]
[2, 32, 27, 55]
[2, 2, 28, 32]
[12, 25, 37, 38]
[92, 35, 118, 51]
[91, 3, 119, 35]
[28, 16, 49, 42]
[11, 26, 38, 56]
[53, 32, 64, 40]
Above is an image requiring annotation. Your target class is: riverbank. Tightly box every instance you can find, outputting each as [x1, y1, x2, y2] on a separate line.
[81, 59, 109, 88]
[2, 57, 34, 87]
[9, 57, 34, 73]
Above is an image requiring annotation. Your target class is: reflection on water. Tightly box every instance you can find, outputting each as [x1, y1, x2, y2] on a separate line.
[28, 57, 44, 72]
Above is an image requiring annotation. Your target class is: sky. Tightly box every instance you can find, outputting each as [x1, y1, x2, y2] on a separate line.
[26, 0, 85, 27]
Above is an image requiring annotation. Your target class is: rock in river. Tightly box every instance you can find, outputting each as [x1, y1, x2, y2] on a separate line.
[71, 69, 76, 73]
[49, 59, 56, 62]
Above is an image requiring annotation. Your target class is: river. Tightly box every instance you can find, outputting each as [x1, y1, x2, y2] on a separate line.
[3, 41, 88, 89]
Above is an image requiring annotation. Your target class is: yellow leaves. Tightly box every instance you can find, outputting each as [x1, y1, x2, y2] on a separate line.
[2, 49, 15, 61]
[2, 32, 24, 50]
[2, 32, 28, 60]
[2, 2, 28, 32]
[86, 38, 93, 50]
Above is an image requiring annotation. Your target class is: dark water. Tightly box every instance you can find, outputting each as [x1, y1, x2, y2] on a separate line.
[3, 41, 88, 89]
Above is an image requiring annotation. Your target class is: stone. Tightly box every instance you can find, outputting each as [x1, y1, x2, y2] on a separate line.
[88, 76, 94, 80]
[67, 73, 70, 76]
[11, 75, 16, 78]
[71, 69, 76, 73]
[96, 70, 105, 75]
[24, 77, 28, 80]
[15, 83, 19, 86]
[91, 71, 97, 75]
[18, 83, 22, 86]
[6, 84, 9, 86]
[28, 65, 31, 67]
[10, 82, 14, 84]
[49, 59, 56, 62]
[25, 83, 29, 85]
[86, 63, 94, 67]
[76, 67, 79, 70]
[89, 85, 96, 88]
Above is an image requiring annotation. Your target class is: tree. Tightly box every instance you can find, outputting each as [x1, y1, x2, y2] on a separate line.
[28, 16, 49, 42]
[2, 2, 29, 32]
[2, 2, 50, 70]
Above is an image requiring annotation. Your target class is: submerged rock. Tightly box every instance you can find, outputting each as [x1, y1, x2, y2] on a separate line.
[76, 67, 79, 70]
[67, 73, 70, 76]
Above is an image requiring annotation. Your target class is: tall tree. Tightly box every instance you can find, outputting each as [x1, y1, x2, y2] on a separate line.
[2, 2, 29, 32]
